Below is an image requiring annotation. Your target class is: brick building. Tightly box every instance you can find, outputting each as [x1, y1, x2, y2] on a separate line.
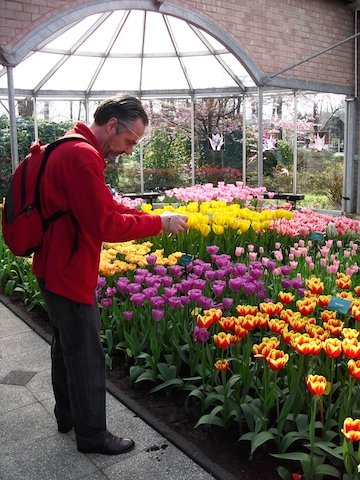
[0, 0, 359, 211]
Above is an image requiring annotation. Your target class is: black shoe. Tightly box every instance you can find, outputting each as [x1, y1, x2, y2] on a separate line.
[78, 434, 135, 455]
[58, 424, 73, 433]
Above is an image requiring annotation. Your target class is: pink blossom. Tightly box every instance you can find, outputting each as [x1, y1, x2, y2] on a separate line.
[235, 247, 244, 256]
[249, 252, 257, 261]
[248, 244, 254, 252]
[274, 251, 283, 261]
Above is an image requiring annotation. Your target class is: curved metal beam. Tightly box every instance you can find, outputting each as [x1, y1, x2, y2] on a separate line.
[1, 0, 266, 86]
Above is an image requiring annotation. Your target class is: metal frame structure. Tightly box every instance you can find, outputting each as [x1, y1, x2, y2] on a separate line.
[0, 0, 358, 209]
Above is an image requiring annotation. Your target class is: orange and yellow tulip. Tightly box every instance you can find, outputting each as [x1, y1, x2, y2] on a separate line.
[348, 359, 360, 379]
[266, 349, 289, 371]
[305, 374, 327, 396]
[342, 417, 360, 441]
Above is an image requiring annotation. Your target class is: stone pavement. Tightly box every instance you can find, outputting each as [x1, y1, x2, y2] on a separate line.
[0, 296, 236, 480]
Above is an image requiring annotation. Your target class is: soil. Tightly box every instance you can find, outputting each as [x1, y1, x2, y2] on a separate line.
[4, 293, 299, 480]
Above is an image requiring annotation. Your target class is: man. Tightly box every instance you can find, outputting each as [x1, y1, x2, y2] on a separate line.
[32, 94, 188, 455]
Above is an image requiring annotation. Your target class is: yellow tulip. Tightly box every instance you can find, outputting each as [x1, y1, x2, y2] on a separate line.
[212, 224, 224, 235]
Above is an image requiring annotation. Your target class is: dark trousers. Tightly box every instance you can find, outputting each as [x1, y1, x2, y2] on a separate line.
[37, 278, 107, 448]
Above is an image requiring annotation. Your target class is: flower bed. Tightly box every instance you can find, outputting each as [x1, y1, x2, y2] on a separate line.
[2, 182, 360, 479]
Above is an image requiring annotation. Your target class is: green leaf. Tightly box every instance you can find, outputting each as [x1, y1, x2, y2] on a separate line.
[194, 413, 225, 428]
[314, 463, 340, 478]
[277, 466, 292, 480]
[129, 365, 145, 386]
[250, 431, 276, 456]
[150, 378, 184, 393]
[272, 452, 312, 462]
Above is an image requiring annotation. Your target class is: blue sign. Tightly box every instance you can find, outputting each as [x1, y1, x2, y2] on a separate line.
[327, 297, 352, 315]
[310, 232, 324, 241]
[177, 254, 193, 266]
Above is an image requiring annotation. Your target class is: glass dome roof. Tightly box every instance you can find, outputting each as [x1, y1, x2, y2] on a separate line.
[0, 9, 256, 100]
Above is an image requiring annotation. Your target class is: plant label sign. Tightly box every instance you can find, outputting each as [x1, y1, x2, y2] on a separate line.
[327, 297, 352, 314]
[177, 254, 193, 266]
[310, 232, 324, 241]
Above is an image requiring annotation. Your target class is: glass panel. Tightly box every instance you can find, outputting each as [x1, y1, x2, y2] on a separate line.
[77, 11, 127, 53]
[42, 55, 101, 91]
[142, 58, 189, 90]
[92, 58, 142, 91]
[110, 10, 144, 54]
[45, 14, 102, 49]
[11, 52, 64, 90]
[219, 53, 255, 87]
[144, 12, 176, 54]
[194, 96, 244, 187]
[166, 16, 210, 53]
[182, 56, 238, 89]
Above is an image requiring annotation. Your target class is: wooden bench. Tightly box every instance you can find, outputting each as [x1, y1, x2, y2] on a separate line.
[262, 193, 304, 209]
[121, 192, 160, 205]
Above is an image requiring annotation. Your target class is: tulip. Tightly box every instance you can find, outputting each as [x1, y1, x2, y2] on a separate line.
[305, 374, 327, 396]
[322, 338, 342, 358]
[342, 338, 360, 359]
[214, 359, 229, 371]
[278, 291, 295, 305]
[266, 349, 289, 371]
[348, 359, 360, 379]
[342, 417, 360, 441]
[214, 332, 232, 349]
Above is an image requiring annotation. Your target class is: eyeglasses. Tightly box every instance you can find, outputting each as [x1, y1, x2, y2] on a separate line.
[117, 121, 143, 144]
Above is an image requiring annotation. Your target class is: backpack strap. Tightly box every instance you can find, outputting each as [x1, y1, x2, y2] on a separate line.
[35, 135, 94, 231]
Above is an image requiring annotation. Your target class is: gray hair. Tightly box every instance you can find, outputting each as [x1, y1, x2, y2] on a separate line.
[93, 94, 148, 132]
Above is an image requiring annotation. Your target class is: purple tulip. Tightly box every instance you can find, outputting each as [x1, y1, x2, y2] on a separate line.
[101, 298, 112, 308]
[188, 289, 203, 302]
[228, 277, 244, 292]
[154, 265, 168, 276]
[243, 282, 256, 295]
[150, 296, 166, 309]
[198, 296, 214, 309]
[168, 297, 182, 309]
[180, 296, 190, 306]
[206, 245, 219, 255]
[117, 278, 130, 292]
[146, 255, 157, 265]
[123, 311, 134, 321]
[212, 280, 226, 296]
[193, 278, 206, 291]
[222, 297, 233, 309]
[193, 326, 210, 343]
[105, 287, 117, 298]
[205, 270, 217, 281]
[170, 265, 183, 278]
[234, 263, 248, 276]
[160, 276, 173, 287]
[142, 287, 158, 300]
[291, 278, 303, 290]
[126, 283, 141, 295]
[130, 293, 146, 306]
[250, 268, 263, 280]
[266, 261, 276, 272]
[281, 279, 292, 289]
[152, 309, 165, 322]
[257, 289, 267, 299]
[164, 287, 178, 298]
[281, 265, 291, 276]
[97, 277, 106, 288]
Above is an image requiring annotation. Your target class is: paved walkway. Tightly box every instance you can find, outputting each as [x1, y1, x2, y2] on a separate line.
[0, 297, 235, 480]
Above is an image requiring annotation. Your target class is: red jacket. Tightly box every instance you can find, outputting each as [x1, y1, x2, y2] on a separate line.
[33, 122, 162, 304]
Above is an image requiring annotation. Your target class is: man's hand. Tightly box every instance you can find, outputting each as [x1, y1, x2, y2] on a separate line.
[160, 212, 188, 234]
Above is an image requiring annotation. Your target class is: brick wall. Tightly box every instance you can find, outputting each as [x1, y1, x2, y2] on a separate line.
[0, 0, 356, 88]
